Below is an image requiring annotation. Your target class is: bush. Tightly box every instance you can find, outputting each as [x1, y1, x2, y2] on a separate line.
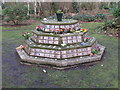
[95, 14, 106, 20]
[72, 2, 80, 13]
[111, 7, 120, 18]
[96, 19, 116, 31]
[110, 6, 120, 25]
[73, 14, 96, 22]
[3, 4, 30, 25]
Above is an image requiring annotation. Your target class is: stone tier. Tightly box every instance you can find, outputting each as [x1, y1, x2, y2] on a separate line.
[16, 44, 105, 67]
[31, 29, 89, 46]
[23, 37, 97, 59]
[40, 19, 81, 32]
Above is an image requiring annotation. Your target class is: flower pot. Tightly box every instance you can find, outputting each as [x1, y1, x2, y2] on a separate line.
[56, 13, 63, 21]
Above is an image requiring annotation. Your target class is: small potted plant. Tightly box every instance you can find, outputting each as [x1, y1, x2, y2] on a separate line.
[56, 10, 63, 21]
[22, 32, 30, 40]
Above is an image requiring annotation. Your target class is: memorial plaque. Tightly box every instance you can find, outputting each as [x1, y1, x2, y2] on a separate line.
[60, 25, 65, 28]
[88, 50, 91, 54]
[44, 36, 48, 39]
[63, 41, 67, 44]
[31, 49, 35, 52]
[78, 52, 82, 56]
[77, 39, 82, 42]
[30, 52, 35, 56]
[45, 28, 49, 31]
[36, 49, 40, 52]
[54, 37, 59, 40]
[73, 36, 77, 39]
[49, 41, 54, 44]
[51, 50, 55, 53]
[51, 55, 55, 58]
[39, 36, 43, 39]
[62, 37, 67, 40]
[68, 54, 73, 57]
[73, 53, 77, 56]
[82, 48, 86, 52]
[61, 51, 66, 54]
[62, 55, 67, 58]
[54, 41, 58, 44]
[51, 25, 54, 28]
[40, 53, 44, 56]
[73, 39, 77, 43]
[68, 40, 72, 43]
[45, 54, 49, 57]
[39, 40, 43, 43]
[49, 37, 54, 40]
[55, 25, 59, 28]
[73, 49, 77, 53]
[36, 53, 41, 56]
[87, 47, 91, 50]
[56, 55, 60, 58]
[77, 36, 81, 39]
[79, 49, 82, 52]
[68, 36, 72, 39]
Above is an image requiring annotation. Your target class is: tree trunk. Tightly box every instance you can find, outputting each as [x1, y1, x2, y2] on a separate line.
[27, 1, 30, 16]
[37, 2, 41, 16]
[34, 0, 37, 16]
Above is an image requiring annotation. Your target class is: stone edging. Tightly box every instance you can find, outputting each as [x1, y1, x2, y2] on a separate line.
[16, 44, 105, 67]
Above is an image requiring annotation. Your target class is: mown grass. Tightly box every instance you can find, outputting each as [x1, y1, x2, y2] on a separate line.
[2, 22, 118, 88]
[1, 24, 40, 30]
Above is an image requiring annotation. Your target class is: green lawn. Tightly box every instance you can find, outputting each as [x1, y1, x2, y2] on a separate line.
[1, 24, 40, 30]
[2, 22, 118, 88]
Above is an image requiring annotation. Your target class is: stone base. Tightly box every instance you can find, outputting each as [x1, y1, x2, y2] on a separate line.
[16, 44, 105, 67]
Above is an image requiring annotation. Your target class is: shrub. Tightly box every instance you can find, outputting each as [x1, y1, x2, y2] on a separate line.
[95, 14, 106, 20]
[72, 14, 81, 20]
[73, 14, 96, 22]
[111, 7, 120, 18]
[110, 6, 120, 25]
[96, 19, 116, 32]
[72, 2, 80, 13]
[3, 4, 30, 25]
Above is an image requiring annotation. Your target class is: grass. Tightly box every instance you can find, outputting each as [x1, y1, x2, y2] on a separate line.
[2, 22, 118, 88]
[1, 24, 40, 30]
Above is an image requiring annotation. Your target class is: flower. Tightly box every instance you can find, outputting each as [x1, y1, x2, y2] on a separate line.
[60, 28, 64, 30]
[81, 28, 87, 32]
[50, 29, 55, 32]
[92, 46, 100, 55]
[86, 37, 90, 39]
[81, 28, 86, 31]
[22, 32, 30, 40]
[81, 42, 86, 45]
[90, 53, 94, 56]
[36, 25, 41, 31]
[59, 29, 63, 32]
[36, 25, 41, 29]
[16, 45, 24, 50]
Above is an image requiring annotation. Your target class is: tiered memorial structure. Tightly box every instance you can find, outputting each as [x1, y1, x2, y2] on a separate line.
[16, 19, 105, 67]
